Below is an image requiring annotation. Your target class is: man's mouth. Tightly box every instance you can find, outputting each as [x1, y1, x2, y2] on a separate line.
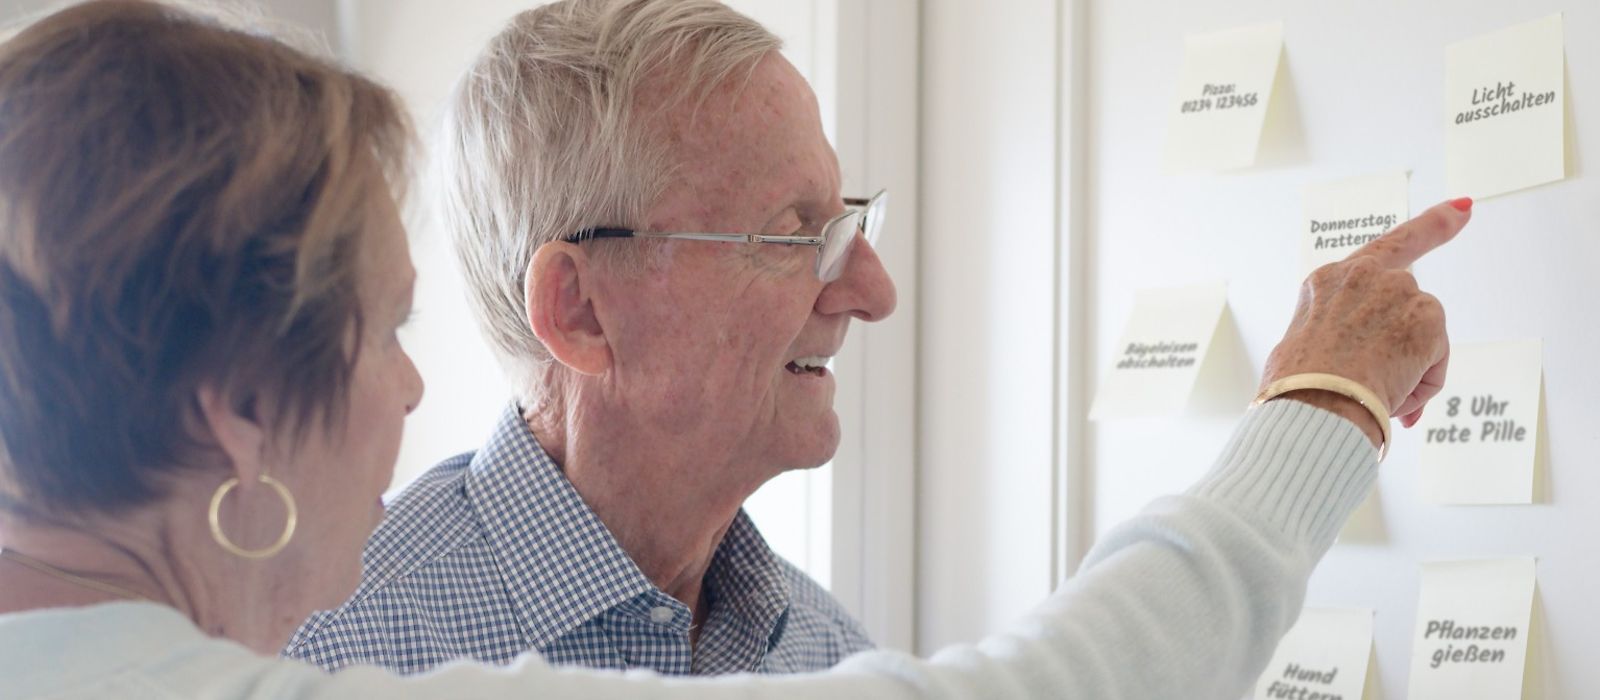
[786, 355, 831, 377]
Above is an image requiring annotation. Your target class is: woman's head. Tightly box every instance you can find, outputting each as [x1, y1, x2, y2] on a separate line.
[0, 0, 422, 611]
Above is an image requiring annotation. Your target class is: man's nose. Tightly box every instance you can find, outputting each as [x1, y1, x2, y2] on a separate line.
[817, 234, 897, 321]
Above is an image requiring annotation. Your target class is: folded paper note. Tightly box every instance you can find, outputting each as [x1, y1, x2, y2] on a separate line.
[1164, 21, 1284, 172]
[1417, 339, 1543, 505]
[1303, 172, 1409, 277]
[1408, 558, 1536, 699]
[1090, 282, 1229, 419]
[1445, 14, 1566, 199]
[1254, 607, 1374, 700]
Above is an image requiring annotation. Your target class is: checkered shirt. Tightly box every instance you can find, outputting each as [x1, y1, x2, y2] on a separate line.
[283, 405, 872, 676]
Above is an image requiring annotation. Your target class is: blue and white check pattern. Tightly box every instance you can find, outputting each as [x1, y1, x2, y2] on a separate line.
[284, 404, 872, 676]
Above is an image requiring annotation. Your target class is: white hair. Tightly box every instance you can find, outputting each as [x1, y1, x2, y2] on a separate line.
[435, 0, 781, 410]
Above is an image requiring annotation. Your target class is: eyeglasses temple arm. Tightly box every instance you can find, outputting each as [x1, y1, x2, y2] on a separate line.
[568, 230, 823, 246]
[568, 227, 636, 242]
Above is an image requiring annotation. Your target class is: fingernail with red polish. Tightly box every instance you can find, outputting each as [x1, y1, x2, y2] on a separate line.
[1449, 197, 1473, 212]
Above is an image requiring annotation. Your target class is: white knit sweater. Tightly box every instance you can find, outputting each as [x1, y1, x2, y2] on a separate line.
[0, 399, 1375, 699]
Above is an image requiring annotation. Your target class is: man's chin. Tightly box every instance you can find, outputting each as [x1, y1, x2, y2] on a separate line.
[769, 437, 837, 470]
[762, 407, 841, 469]
[799, 419, 842, 468]
[792, 455, 834, 471]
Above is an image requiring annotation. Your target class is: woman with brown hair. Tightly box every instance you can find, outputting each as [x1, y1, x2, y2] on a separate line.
[0, 1, 1464, 698]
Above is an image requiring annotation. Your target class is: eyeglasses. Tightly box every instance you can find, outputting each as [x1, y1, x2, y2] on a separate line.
[567, 189, 888, 283]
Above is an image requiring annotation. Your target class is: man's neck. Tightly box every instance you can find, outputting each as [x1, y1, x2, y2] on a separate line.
[528, 408, 766, 609]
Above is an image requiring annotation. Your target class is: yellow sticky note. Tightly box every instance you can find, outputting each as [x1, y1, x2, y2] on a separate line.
[1090, 282, 1228, 420]
[1164, 21, 1284, 172]
[1408, 558, 1536, 699]
[1417, 339, 1543, 505]
[1302, 172, 1409, 277]
[1255, 608, 1374, 700]
[1445, 14, 1566, 199]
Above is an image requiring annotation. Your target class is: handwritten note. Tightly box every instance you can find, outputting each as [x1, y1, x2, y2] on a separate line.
[1408, 558, 1536, 699]
[1255, 608, 1373, 700]
[1303, 172, 1409, 276]
[1446, 14, 1566, 199]
[1164, 21, 1284, 172]
[1090, 282, 1228, 420]
[1417, 339, 1543, 505]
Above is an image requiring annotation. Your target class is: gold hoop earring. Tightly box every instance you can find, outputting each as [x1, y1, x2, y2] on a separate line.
[208, 474, 297, 559]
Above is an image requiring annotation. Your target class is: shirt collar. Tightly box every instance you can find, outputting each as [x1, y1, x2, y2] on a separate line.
[705, 510, 793, 643]
[465, 405, 655, 649]
[465, 404, 796, 651]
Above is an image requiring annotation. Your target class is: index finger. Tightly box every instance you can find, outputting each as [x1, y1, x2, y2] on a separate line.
[1345, 198, 1474, 269]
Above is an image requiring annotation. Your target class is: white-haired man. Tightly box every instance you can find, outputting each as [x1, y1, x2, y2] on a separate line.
[287, 0, 885, 676]
[287, 0, 1466, 694]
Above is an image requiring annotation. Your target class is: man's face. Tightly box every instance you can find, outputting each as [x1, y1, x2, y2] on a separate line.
[592, 53, 896, 488]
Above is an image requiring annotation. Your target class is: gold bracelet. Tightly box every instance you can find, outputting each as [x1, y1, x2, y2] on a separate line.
[1253, 372, 1392, 461]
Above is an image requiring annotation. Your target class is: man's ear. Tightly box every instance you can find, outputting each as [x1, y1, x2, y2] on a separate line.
[195, 385, 266, 483]
[525, 242, 612, 376]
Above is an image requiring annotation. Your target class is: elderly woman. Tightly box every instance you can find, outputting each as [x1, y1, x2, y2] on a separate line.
[0, 1, 1467, 698]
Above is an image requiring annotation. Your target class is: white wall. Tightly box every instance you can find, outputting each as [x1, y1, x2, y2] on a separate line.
[255, 0, 338, 40]
[922, 5, 1600, 699]
[1082, 1, 1597, 697]
[336, 0, 531, 490]
[1, 0, 59, 21]
[917, 0, 1061, 654]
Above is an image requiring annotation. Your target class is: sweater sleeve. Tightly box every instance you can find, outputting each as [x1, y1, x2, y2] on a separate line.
[829, 397, 1377, 699]
[163, 399, 1377, 700]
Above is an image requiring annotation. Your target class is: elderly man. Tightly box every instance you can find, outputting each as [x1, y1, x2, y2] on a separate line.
[287, 0, 885, 676]
[286, 0, 1466, 693]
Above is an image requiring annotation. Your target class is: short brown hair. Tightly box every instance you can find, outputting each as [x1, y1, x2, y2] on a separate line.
[0, 0, 411, 516]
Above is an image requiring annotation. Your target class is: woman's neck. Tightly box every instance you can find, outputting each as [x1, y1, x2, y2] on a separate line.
[0, 509, 295, 654]
[0, 514, 175, 601]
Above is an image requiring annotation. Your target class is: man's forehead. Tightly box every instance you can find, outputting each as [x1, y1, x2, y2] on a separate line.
[644, 54, 839, 214]
[649, 55, 810, 148]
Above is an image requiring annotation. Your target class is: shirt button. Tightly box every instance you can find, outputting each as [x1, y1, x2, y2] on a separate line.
[649, 606, 675, 624]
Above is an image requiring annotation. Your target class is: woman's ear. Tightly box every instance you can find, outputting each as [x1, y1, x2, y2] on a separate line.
[195, 385, 266, 483]
[524, 242, 613, 376]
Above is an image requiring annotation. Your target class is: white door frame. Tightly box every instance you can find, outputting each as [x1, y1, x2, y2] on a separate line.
[825, 0, 919, 652]
[1052, 0, 1093, 584]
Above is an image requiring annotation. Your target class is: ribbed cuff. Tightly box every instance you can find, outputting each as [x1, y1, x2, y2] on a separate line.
[1188, 399, 1378, 552]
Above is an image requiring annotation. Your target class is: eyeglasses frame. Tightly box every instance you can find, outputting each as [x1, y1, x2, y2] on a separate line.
[565, 189, 888, 282]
